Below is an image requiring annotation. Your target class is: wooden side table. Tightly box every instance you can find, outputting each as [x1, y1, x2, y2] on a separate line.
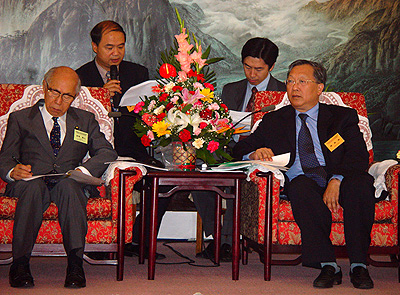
[139, 170, 246, 280]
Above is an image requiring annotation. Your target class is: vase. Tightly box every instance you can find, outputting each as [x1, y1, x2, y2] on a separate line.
[172, 141, 196, 171]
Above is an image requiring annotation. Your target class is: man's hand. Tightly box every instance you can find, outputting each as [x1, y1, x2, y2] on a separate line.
[249, 148, 274, 161]
[323, 178, 341, 213]
[10, 164, 32, 180]
[103, 79, 122, 97]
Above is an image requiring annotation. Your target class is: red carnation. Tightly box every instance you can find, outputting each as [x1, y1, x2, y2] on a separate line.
[199, 122, 208, 129]
[172, 86, 183, 92]
[157, 113, 166, 121]
[200, 108, 213, 120]
[166, 102, 174, 111]
[141, 135, 151, 147]
[221, 103, 228, 112]
[204, 83, 214, 91]
[179, 129, 192, 142]
[159, 93, 169, 102]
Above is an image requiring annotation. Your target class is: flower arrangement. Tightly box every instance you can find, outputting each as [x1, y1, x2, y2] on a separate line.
[133, 9, 234, 164]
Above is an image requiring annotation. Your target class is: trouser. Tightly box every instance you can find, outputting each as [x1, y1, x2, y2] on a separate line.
[9, 178, 88, 260]
[192, 190, 233, 245]
[287, 173, 375, 268]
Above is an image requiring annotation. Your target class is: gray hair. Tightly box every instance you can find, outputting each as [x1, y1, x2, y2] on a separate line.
[43, 66, 81, 96]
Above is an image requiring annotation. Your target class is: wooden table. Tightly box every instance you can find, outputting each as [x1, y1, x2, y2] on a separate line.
[139, 170, 246, 280]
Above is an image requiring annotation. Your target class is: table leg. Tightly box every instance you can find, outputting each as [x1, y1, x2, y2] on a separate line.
[264, 173, 273, 281]
[139, 181, 146, 264]
[148, 177, 159, 280]
[214, 193, 222, 265]
[232, 179, 241, 280]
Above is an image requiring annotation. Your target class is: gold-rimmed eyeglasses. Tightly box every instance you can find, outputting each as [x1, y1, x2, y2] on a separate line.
[46, 82, 76, 102]
[285, 79, 319, 87]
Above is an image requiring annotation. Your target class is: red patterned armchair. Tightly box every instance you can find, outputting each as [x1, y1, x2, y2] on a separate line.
[0, 84, 143, 280]
[241, 91, 400, 281]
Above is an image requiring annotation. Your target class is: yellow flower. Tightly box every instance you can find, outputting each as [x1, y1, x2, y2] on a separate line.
[152, 121, 171, 137]
[397, 150, 400, 160]
[200, 88, 214, 103]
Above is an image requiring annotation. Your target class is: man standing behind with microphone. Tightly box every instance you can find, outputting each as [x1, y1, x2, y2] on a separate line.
[76, 20, 167, 260]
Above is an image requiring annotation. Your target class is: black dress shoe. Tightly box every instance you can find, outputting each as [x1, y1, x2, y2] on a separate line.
[9, 263, 34, 288]
[124, 243, 166, 260]
[64, 264, 86, 288]
[313, 265, 342, 288]
[350, 266, 374, 289]
[196, 241, 233, 262]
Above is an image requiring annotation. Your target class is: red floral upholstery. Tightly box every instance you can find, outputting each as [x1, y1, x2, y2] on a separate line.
[0, 84, 143, 280]
[241, 91, 399, 279]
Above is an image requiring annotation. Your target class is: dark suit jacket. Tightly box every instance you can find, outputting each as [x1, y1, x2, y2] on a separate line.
[221, 75, 286, 111]
[0, 100, 117, 182]
[233, 103, 370, 179]
[76, 59, 150, 160]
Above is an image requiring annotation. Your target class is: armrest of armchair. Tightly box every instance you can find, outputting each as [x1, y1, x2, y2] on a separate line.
[383, 164, 400, 224]
[241, 169, 281, 244]
[109, 166, 143, 243]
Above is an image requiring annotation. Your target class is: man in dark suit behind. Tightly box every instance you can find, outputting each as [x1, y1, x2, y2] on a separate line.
[76, 20, 167, 260]
[0, 66, 117, 288]
[233, 60, 375, 289]
[194, 37, 286, 261]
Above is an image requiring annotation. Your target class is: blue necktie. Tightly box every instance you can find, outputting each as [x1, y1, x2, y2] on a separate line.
[50, 117, 61, 157]
[298, 114, 327, 187]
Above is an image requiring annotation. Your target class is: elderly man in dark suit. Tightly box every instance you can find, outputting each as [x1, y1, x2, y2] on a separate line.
[194, 37, 286, 262]
[233, 60, 375, 289]
[0, 66, 117, 288]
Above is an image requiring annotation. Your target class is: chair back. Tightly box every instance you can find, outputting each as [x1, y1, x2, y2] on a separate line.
[253, 91, 373, 163]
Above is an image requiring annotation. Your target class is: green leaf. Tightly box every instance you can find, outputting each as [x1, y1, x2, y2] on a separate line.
[181, 104, 192, 113]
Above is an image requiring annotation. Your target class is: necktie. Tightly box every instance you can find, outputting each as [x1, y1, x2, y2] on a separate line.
[50, 117, 61, 157]
[298, 114, 327, 187]
[245, 86, 258, 112]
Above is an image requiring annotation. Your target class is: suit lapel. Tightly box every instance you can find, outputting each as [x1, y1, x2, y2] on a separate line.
[28, 101, 54, 158]
[236, 79, 248, 110]
[281, 106, 297, 164]
[58, 108, 79, 159]
[317, 103, 334, 159]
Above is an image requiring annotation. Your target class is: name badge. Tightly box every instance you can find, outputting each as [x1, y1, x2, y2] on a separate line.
[324, 133, 344, 152]
[74, 129, 88, 144]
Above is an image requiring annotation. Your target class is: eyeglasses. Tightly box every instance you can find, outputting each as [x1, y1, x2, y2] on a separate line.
[46, 82, 76, 102]
[285, 79, 319, 87]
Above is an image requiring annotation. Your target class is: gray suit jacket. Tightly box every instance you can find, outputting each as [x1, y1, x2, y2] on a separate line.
[221, 75, 286, 111]
[0, 100, 117, 182]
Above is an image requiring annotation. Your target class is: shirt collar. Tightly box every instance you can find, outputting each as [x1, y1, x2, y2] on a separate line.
[295, 103, 319, 121]
[40, 104, 67, 124]
[94, 58, 119, 83]
[247, 73, 271, 92]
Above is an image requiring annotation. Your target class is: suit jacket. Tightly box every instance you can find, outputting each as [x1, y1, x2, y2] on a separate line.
[76, 59, 150, 160]
[221, 75, 286, 111]
[233, 103, 370, 178]
[0, 100, 117, 182]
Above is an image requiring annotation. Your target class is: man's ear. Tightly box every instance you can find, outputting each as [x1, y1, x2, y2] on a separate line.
[317, 83, 324, 95]
[91, 42, 98, 54]
[269, 63, 275, 72]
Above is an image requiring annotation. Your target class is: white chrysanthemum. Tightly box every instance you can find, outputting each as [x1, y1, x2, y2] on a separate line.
[164, 82, 175, 93]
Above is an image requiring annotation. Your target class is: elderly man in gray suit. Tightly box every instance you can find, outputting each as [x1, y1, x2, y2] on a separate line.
[0, 66, 117, 289]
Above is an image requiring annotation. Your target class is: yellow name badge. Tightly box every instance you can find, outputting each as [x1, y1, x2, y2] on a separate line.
[324, 133, 345, 152]
[74, 129, 88, 144]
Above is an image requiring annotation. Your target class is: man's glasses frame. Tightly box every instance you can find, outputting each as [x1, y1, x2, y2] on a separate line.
[285, 79, 319, 87]
[45, 82, 76, 102]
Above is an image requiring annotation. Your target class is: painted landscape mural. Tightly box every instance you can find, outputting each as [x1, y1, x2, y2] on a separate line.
[0, 0, 399, 159]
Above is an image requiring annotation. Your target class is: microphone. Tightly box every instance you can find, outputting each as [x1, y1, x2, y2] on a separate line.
[109, 65, 120, 107]
[231, 104, 276, 129]
[108, 111, 140, 119]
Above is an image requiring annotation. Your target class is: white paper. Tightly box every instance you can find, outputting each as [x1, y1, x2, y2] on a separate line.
[229, 110, 251, 127]
[119, 80, 159, 107]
